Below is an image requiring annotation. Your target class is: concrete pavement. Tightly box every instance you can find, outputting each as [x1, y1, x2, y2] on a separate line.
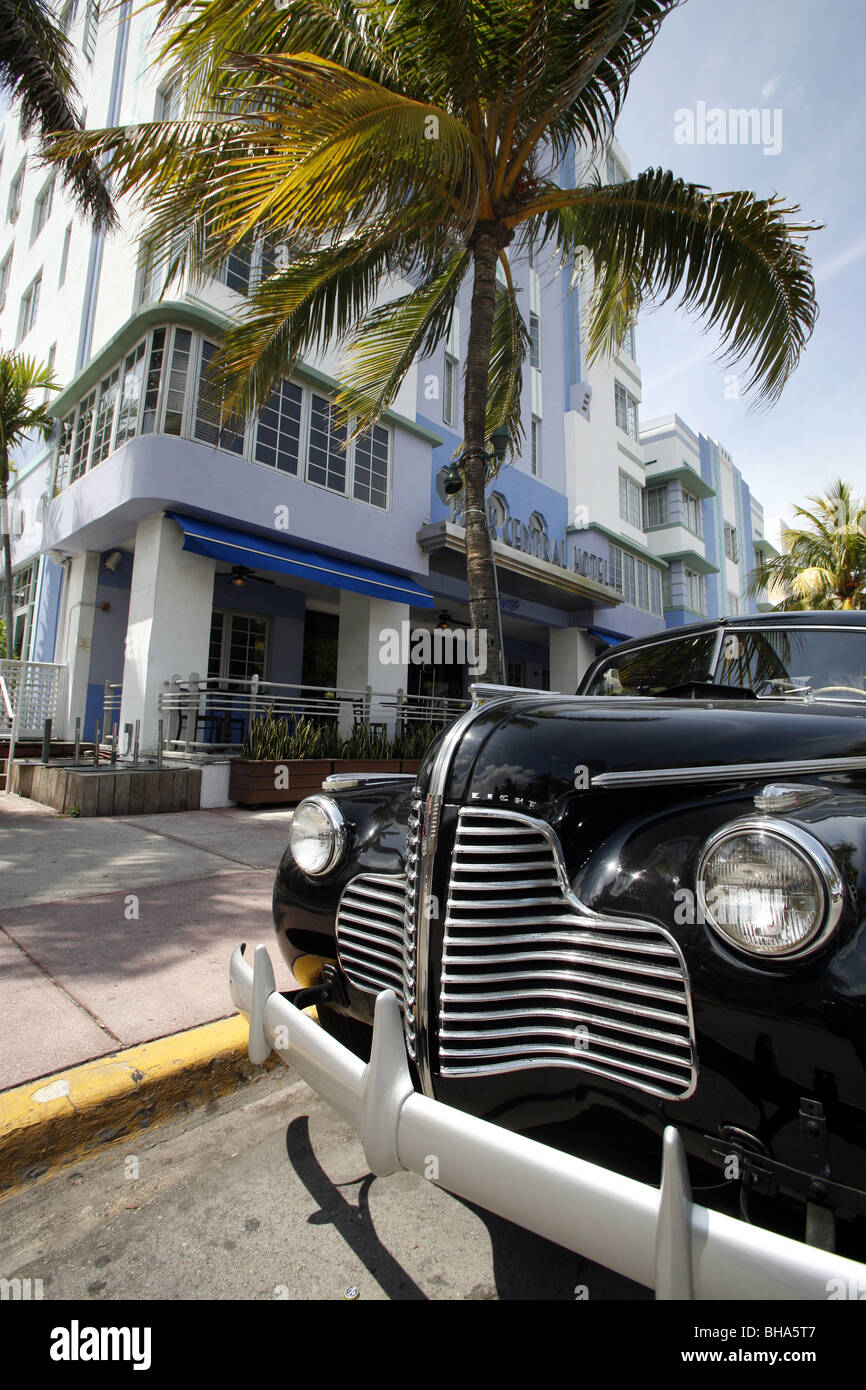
[0, 791, 297, 1091]
[0, 789, 299, 1188]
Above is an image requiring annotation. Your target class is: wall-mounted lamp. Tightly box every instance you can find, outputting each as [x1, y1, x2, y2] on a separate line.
[104, 550, 124, 572]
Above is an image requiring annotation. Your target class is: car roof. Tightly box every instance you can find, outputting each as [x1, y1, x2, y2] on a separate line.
[595, 610, 866, 662]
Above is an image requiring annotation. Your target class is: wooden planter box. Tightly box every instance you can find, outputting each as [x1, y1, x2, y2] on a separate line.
[228, 758, 422, 805]
[9, 761, 202, 816]
[228, 759, 333, 806]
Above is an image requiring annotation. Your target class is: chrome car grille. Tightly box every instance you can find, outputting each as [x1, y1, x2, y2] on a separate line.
[401, 798, 423, 1058]
[438, 808, 696, 1101]
[335, 874, 406, 1002]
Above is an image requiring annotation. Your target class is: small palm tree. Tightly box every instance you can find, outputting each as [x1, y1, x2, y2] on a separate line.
[0, 353, 58, 656]
[0, 0, 114, 226]
[47, 0, 819, 680]
[749, 480, 866, 611]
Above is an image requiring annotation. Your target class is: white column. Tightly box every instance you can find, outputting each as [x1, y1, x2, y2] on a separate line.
[54, 550, 101, 737]
[335, 591, 410, 735]
[549, 627, 598, 695]
[119, 513, 215, 752]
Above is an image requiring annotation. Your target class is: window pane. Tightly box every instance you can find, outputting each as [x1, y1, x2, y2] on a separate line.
[194, 339, 244, 452]
[90, 366, 120, 466]
[255, 379, 301, 473]
[162, 328, 192, 435]
[443, 355, 456, 426]
[529, 313, 541, 369]
[141, 327, 166, 434]
[70, 390, 96, 481]
[115, 341, 146, 446]
[307, 394, 346, 493]
[353, 424, 389, 508]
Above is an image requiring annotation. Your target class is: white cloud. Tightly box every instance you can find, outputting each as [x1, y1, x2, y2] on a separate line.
[814, 236, 866, 284]
[761, 75, 783, 99]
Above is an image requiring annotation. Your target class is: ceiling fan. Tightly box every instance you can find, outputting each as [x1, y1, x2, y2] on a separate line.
[225, 565, 276, 588]
[436, 609, 470, 629]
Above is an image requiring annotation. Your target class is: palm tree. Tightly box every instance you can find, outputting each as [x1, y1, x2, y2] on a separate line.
[46, 0, 819, 681]
[0, 0, 114, 227]
[0, 353, 58, 656]
[749, 479, 866, 611]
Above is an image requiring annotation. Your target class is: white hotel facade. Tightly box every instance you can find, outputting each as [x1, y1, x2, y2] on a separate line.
[0, 3, 772, 774]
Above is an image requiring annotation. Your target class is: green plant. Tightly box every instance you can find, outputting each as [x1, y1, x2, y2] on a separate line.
[748, 479, 866, 610]
[340, 723, 392, 760]
[390, 722, 442, 761]
[49, 0, 820, 685]
[66, 805, 81, 817]
[0, 354, 60, 652]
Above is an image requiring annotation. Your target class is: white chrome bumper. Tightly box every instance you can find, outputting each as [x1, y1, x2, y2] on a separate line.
[230, 941, 866, 1300]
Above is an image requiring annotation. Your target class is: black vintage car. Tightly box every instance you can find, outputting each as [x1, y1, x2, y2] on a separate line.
[232, 611, 866, 1296]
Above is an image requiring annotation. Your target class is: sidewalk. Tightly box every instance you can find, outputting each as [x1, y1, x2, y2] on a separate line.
[0, 791, 298, 1093]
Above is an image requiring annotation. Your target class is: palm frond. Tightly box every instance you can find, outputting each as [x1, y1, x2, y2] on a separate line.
[534, 168, 819, 402]
[0, 0, 115, 227]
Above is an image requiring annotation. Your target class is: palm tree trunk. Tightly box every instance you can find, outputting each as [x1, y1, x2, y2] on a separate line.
[463, 228, 504, 685]
[1, 460, 14, 660]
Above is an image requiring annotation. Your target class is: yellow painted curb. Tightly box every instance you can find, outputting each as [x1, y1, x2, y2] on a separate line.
[0, 1014, 281, 1196]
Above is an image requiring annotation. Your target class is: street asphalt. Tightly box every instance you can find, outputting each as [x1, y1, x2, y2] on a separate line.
[0, 791, 297, 1092]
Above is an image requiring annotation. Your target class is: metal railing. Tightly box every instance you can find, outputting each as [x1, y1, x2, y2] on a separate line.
[158, 673, 470, 753]
[0, 660, 68, 740]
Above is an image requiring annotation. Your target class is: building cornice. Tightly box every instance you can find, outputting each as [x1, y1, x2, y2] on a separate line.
[417, 520, 623, 605]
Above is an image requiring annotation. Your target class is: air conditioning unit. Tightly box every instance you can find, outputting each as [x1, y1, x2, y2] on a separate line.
[574, 382, 592, 420]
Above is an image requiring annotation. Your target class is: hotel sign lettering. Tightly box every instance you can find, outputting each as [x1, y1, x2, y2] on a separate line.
[486, 503, 610, 585]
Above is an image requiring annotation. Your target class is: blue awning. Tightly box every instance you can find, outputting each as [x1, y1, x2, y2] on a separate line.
[167, 512, 435, 608]
[587, 626, 627, 647]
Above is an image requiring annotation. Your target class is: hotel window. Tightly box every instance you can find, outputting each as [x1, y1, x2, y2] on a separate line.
[31, 178, 53, 245]
[141, 327, 167, 433]
[609, 543, 663, 617]
[507, 661, 524, 688]
[353, 424, 389, 508]
[683, 488, 703, 537]
[650, 567, 663, 617]
[623, 321, 636, 358]
[724, 522, 739, 563]
[618, 470, 642, 529]
[606, 152, 626, 186]
[307, 393, 347, 494]
[194, 339, 244, 452]
[614, 381, 639, 439]
[0, 249, 11, 313]
[156, 72, 184, 122]
[69, 388, 96, 482]
[89, 365, 121, 466]
[44, 342, 56, 402]
[255, 379, 302, 473]
[686, 568, 706, 615]
[59, 223, 72, 286]
[727, 591, 739, 615]
[55, 413, 75, 492]
[443, 353, 457, 427]
[7, 163, 25, 223]
[217, 240, 252, 295]
[0, 560, 38, 658]
[662, 568, 672, 609]
[82, 0, 99, 61]
[209, 611, 268, 683]
[531, 416, 541, 476]
[644, 484, 668, 528]
[114, 340, 147, 446]
[529, 312, 541, 369]
[163, 327, 193, 436]
[16, 271, 41, 344]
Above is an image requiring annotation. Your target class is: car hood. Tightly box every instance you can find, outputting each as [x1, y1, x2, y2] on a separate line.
[447, 696, 866, 807]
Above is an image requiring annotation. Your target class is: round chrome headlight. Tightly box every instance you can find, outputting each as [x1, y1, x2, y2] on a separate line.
[696, 819, 843, 959]
[289, 796, 346, 877]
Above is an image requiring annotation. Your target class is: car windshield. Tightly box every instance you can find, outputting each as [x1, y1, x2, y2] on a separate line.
[584, 633, 718, 695]
[584, 625, 866, 701]
[716, 627, 866, 701]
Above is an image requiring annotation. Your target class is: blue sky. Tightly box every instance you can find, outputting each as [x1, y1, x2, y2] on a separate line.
[613, 0, 865, 535]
